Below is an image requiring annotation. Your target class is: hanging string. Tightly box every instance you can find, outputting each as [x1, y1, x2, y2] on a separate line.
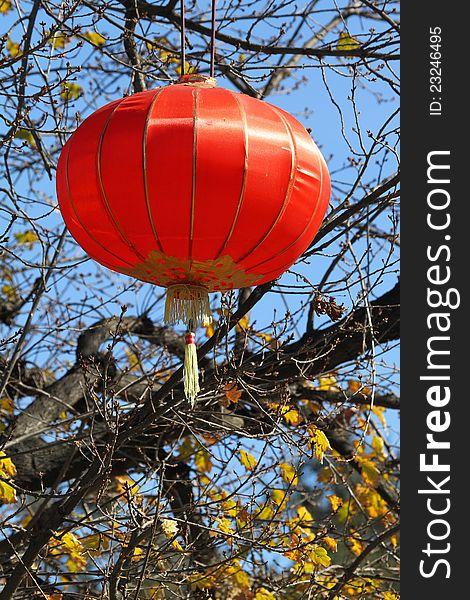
[180, 0, 186, 76]
[210, 0, 217, 77]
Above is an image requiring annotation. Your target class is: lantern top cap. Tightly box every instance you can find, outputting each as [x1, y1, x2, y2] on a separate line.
[177, 73, 217, 88]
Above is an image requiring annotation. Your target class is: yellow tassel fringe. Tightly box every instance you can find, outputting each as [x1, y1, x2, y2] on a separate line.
[184, 335, 200, 406]
[164, 284, 212, 327]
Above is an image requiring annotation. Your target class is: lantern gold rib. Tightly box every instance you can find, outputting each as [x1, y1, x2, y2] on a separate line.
[234, 102, 298, 266]
[97, 98, 147, 263]
[246, 141, 326, 274]
[64, 134, 135, 269]
[214, 91, 249, 260]
[142, 87, 167, 254]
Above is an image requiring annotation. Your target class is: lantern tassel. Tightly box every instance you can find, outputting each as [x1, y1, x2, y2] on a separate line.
[164, 284, 211, 328]
[184, 329, 200, 407]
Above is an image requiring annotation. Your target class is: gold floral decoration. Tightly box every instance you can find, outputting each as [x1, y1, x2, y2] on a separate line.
[122, 250, 262, 291]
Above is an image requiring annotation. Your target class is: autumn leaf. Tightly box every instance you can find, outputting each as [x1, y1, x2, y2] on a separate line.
[307, 425, 330, 463]
[114, 475, 140, 499]
[239, 449, 257, 471]
[48, 32, 70, 49]
[359, 459, 380, 486]
[279, 463, 298, 486]
[271, 488, 289, 511]
[0, 0, 12, 15]
[309, 544, 331, 568]
[6, 38, 21, 58]
[327, 494, 343, 512]
[382, 592, 400, 600]
[0, 451, 17, 504]
[132, 546, 144, 562]
[256, 505, 274, 520]
[203, 320, 215, 337]
[175, 62, 197, 76]
[60, 83, 83, 101]
[0, 397, 14, 413]
[225, 382, 242, 405]
[0, 480, 16, 503]
[226, 561, 251, 590]
[124, 347, 140, 371]
[161, 518, 178, 538]
[316, 374, 339, 392]
[1, 284, 17, 302]
[50, 531, 87, 572]
[84, 31, 105, 47]
[187, 571, 216, 590]
[14, 230, 38, 247]
[255, 589, 276, 600]
[296, 506, 314, 524]
[195, 448, 213, 473]
[282, 407, 303, 426]
[235, 314, 250, 333]
[323, 536, 338, 552]
[337, 31, 360, 53]
[372, 435, 385, 456]
[348, 535, 365, 556]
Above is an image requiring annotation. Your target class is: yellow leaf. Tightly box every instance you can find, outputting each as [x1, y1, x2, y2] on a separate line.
[114, 475, 140, 499]
[309, 545, 331, 567]
[348, 536, 365, 556]
[231, 566, 250, 590]
[84, 31, 105, 47]
[348, 379, 361, 393]
[239, 449, 257, 471]
[49, 32, 70, 49]
[0, 0, 12, 15]
[307, 425, 330, 463]
[359, 460, 380, 486]
[327, 495, 343, 513]
[14, 230, 38, 246]
[195, 448, 213, 473]
[83, 533, 109, 552]
[296, 506, 313, 524]
[171, 538, 185, 552]
[283, 407, 303, 426]
[382, 593, 399, 600]
[271, 488, 289, 511]
[318, 467, 333, 484]
[316, 374, 339, 392]
[255, 331, 272, 344]
[161, 518, 178, 538]
[323, 536, 338, 552]
[213, 517, 233, 536]
[222, 498, 239, 517]
[0, 451, 16, 478]
[225, 383, 242, 405]
[279, 463, 298, 487]
[1, 284, 17, 302]
[255, 589, 276, 600]
[7, 38, 21, 57]
[187, 571, 215, 590]
[0, 397, 14, 413]
[0, 480, 16, 503]
[372, 435, 385, 456]
[60, 83, 83, 101]
[175, 62, 196, 75]
[235, 314, 250, 333]
[257, 505, 274, 520]
[337, 31, 360, 53]
[124, 347, 140, 371]
[372, 405, 387, 428]
[132, 546, 144, 561]
[203, 321, 215, 337]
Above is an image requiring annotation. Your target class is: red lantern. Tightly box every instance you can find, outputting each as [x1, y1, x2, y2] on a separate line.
[56, 74, 330, 401]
